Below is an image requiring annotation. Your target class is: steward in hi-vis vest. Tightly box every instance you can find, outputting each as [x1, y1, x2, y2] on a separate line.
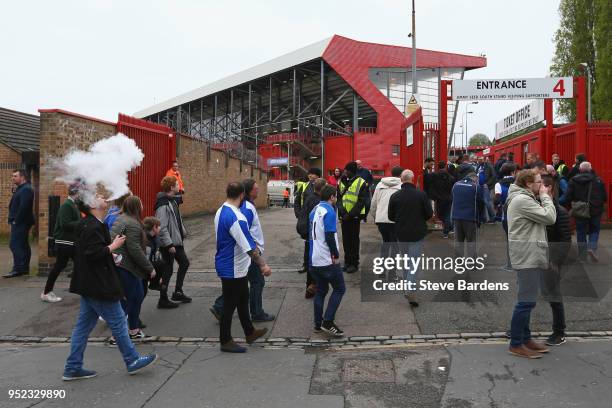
[337, 161, 368, 274]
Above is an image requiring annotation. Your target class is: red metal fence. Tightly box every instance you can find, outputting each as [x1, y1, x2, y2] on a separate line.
[116, 114, 176, 217]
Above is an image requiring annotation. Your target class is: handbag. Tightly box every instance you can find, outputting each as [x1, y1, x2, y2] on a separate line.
[570, 181, 592, 219]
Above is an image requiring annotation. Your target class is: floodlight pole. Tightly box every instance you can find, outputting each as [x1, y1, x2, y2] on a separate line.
[411, 0, 417, 95]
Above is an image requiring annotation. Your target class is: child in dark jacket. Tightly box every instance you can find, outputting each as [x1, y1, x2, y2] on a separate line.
[542, 175, 571, 346]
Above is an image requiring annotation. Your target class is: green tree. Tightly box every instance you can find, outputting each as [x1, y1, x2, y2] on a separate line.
[550, 0, 596, 122]
[469, 133, 492, 146]
[593, 0, 612, 120]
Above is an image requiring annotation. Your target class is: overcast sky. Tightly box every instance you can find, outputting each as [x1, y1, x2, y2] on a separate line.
[1, 0, 561, 143]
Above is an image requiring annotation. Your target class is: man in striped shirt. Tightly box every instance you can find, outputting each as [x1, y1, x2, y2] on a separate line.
[213, 182, 271, 353]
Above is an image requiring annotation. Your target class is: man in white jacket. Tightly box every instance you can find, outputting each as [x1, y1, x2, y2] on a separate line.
[370, 166, 403, 259]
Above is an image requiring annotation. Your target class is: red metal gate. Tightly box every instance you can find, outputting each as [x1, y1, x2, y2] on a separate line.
[116, 114, 176, 216]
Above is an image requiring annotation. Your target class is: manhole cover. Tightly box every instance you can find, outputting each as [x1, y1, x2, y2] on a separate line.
[343, 359, 395, 383]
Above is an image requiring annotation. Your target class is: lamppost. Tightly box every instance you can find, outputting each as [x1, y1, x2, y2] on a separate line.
[578, 62, 592, 122]
[464, 101, 478, 154]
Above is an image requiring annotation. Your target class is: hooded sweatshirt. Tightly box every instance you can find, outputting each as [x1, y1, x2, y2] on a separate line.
[506, 184, 556, 270]
[154, 192, 187, 247]
[370, 177, 401, 223]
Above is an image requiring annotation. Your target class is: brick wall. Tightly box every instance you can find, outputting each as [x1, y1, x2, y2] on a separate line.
[0, 144, 23, 235]
[178, 134, 268, 215]
[38, 111, 117, 272]
[38, 111, 268, 274]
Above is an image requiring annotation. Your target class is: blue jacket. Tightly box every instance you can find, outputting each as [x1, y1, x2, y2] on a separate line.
[8, 182, 35, 226]
[451, 177, 485, 223]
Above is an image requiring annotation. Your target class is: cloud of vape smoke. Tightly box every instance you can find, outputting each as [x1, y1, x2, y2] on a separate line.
[55, 134, 144, 206]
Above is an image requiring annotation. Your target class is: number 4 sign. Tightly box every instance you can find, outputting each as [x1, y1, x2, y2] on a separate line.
[553, 78, 566, 97]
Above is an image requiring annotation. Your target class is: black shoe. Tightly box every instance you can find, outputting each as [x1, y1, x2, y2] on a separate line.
[313, 325, 322, 333]
[171, 291, 192, 303]
[148, 281, 162, 291]
[298, 266, 307, 274]
[545, 334, 566, 346]
[345, 265, 358, 274]
[157, 298, 179, 309]
[321, 321, 344, 337]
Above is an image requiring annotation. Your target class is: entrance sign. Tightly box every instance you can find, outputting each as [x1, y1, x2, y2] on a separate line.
[452, 77, 573, 100]
[495, 100, 545, 140]
[406, 125, 414, 146]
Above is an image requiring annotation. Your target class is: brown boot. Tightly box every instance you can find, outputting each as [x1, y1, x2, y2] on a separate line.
[508, 345, 542, 359]
[246, 327, 268, 344]
[524, 340, 550, 353]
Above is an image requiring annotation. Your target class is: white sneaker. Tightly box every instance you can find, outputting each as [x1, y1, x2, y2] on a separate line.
[41, 292, 62, 303]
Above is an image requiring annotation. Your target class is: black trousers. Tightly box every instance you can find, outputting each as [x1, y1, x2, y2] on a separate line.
[304, 241, 315, 287]
[220, 276, 254, 344]
[341, 218, 361, 267]
[159, 246, 190, 293]
[44, 244, 74, 294]
[376, 223, 398, 258]
[549, 302, 566, 335]
[454, 220, 477, 258]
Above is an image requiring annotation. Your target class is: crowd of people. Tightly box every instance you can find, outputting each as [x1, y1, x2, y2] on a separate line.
[2, 149, 608, 376]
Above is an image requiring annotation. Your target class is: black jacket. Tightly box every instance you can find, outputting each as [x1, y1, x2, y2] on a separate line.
[296, 193, 320, 239]
[69, 214, 124, 301]
[8, 182, 35, 226]
[388, 183, 433, 242]
[428, 170, 455, 202]
[568, 163, 581, 180]
[478, 162, 497, 190]
[53, 198, 80, 245]
[564, 172, 607, 217]
[337, 176, 368, 220]
[546, 202, 571, 266]
[494, 159, 506, 177]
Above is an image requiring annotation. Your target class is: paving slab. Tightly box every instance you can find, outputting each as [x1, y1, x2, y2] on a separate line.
[441, 341, 612, 408]
[270, 287, 419, 339]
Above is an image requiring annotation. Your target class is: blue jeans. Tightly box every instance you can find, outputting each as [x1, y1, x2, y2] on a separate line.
[399, 240, 424, 285]
[65, 297, 139, 371]
[117, 267, 145, 331]
[481, 185, 496, 221]
[311, 264, 346, 326]
[510, 302, 535, 347]
[213, 262, 267, 318]
[575, 216, 601, 255]
[247, 262, 266, 318]
[9, 223, 31, 273]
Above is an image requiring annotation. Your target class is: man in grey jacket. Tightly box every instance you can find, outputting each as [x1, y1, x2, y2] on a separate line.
[506, 169, 556, 359]
[150, 176, 190, 308]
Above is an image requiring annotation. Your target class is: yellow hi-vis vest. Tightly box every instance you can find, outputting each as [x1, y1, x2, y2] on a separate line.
[339, 177, 366, 215]
[295, 181, 307, 206]
[557, 163, 567, 175]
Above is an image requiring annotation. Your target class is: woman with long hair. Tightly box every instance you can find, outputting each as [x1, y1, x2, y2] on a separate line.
[110, 196, 155, 340]
[327, 168, 342, 187]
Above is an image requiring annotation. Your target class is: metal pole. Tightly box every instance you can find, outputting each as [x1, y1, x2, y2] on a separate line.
[411, 0, 417, 95]
[320, 59, 325, 171]
[465, 110, 469, 155]
[287, 142, 291, 180]
[587, 68, 592, 123]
